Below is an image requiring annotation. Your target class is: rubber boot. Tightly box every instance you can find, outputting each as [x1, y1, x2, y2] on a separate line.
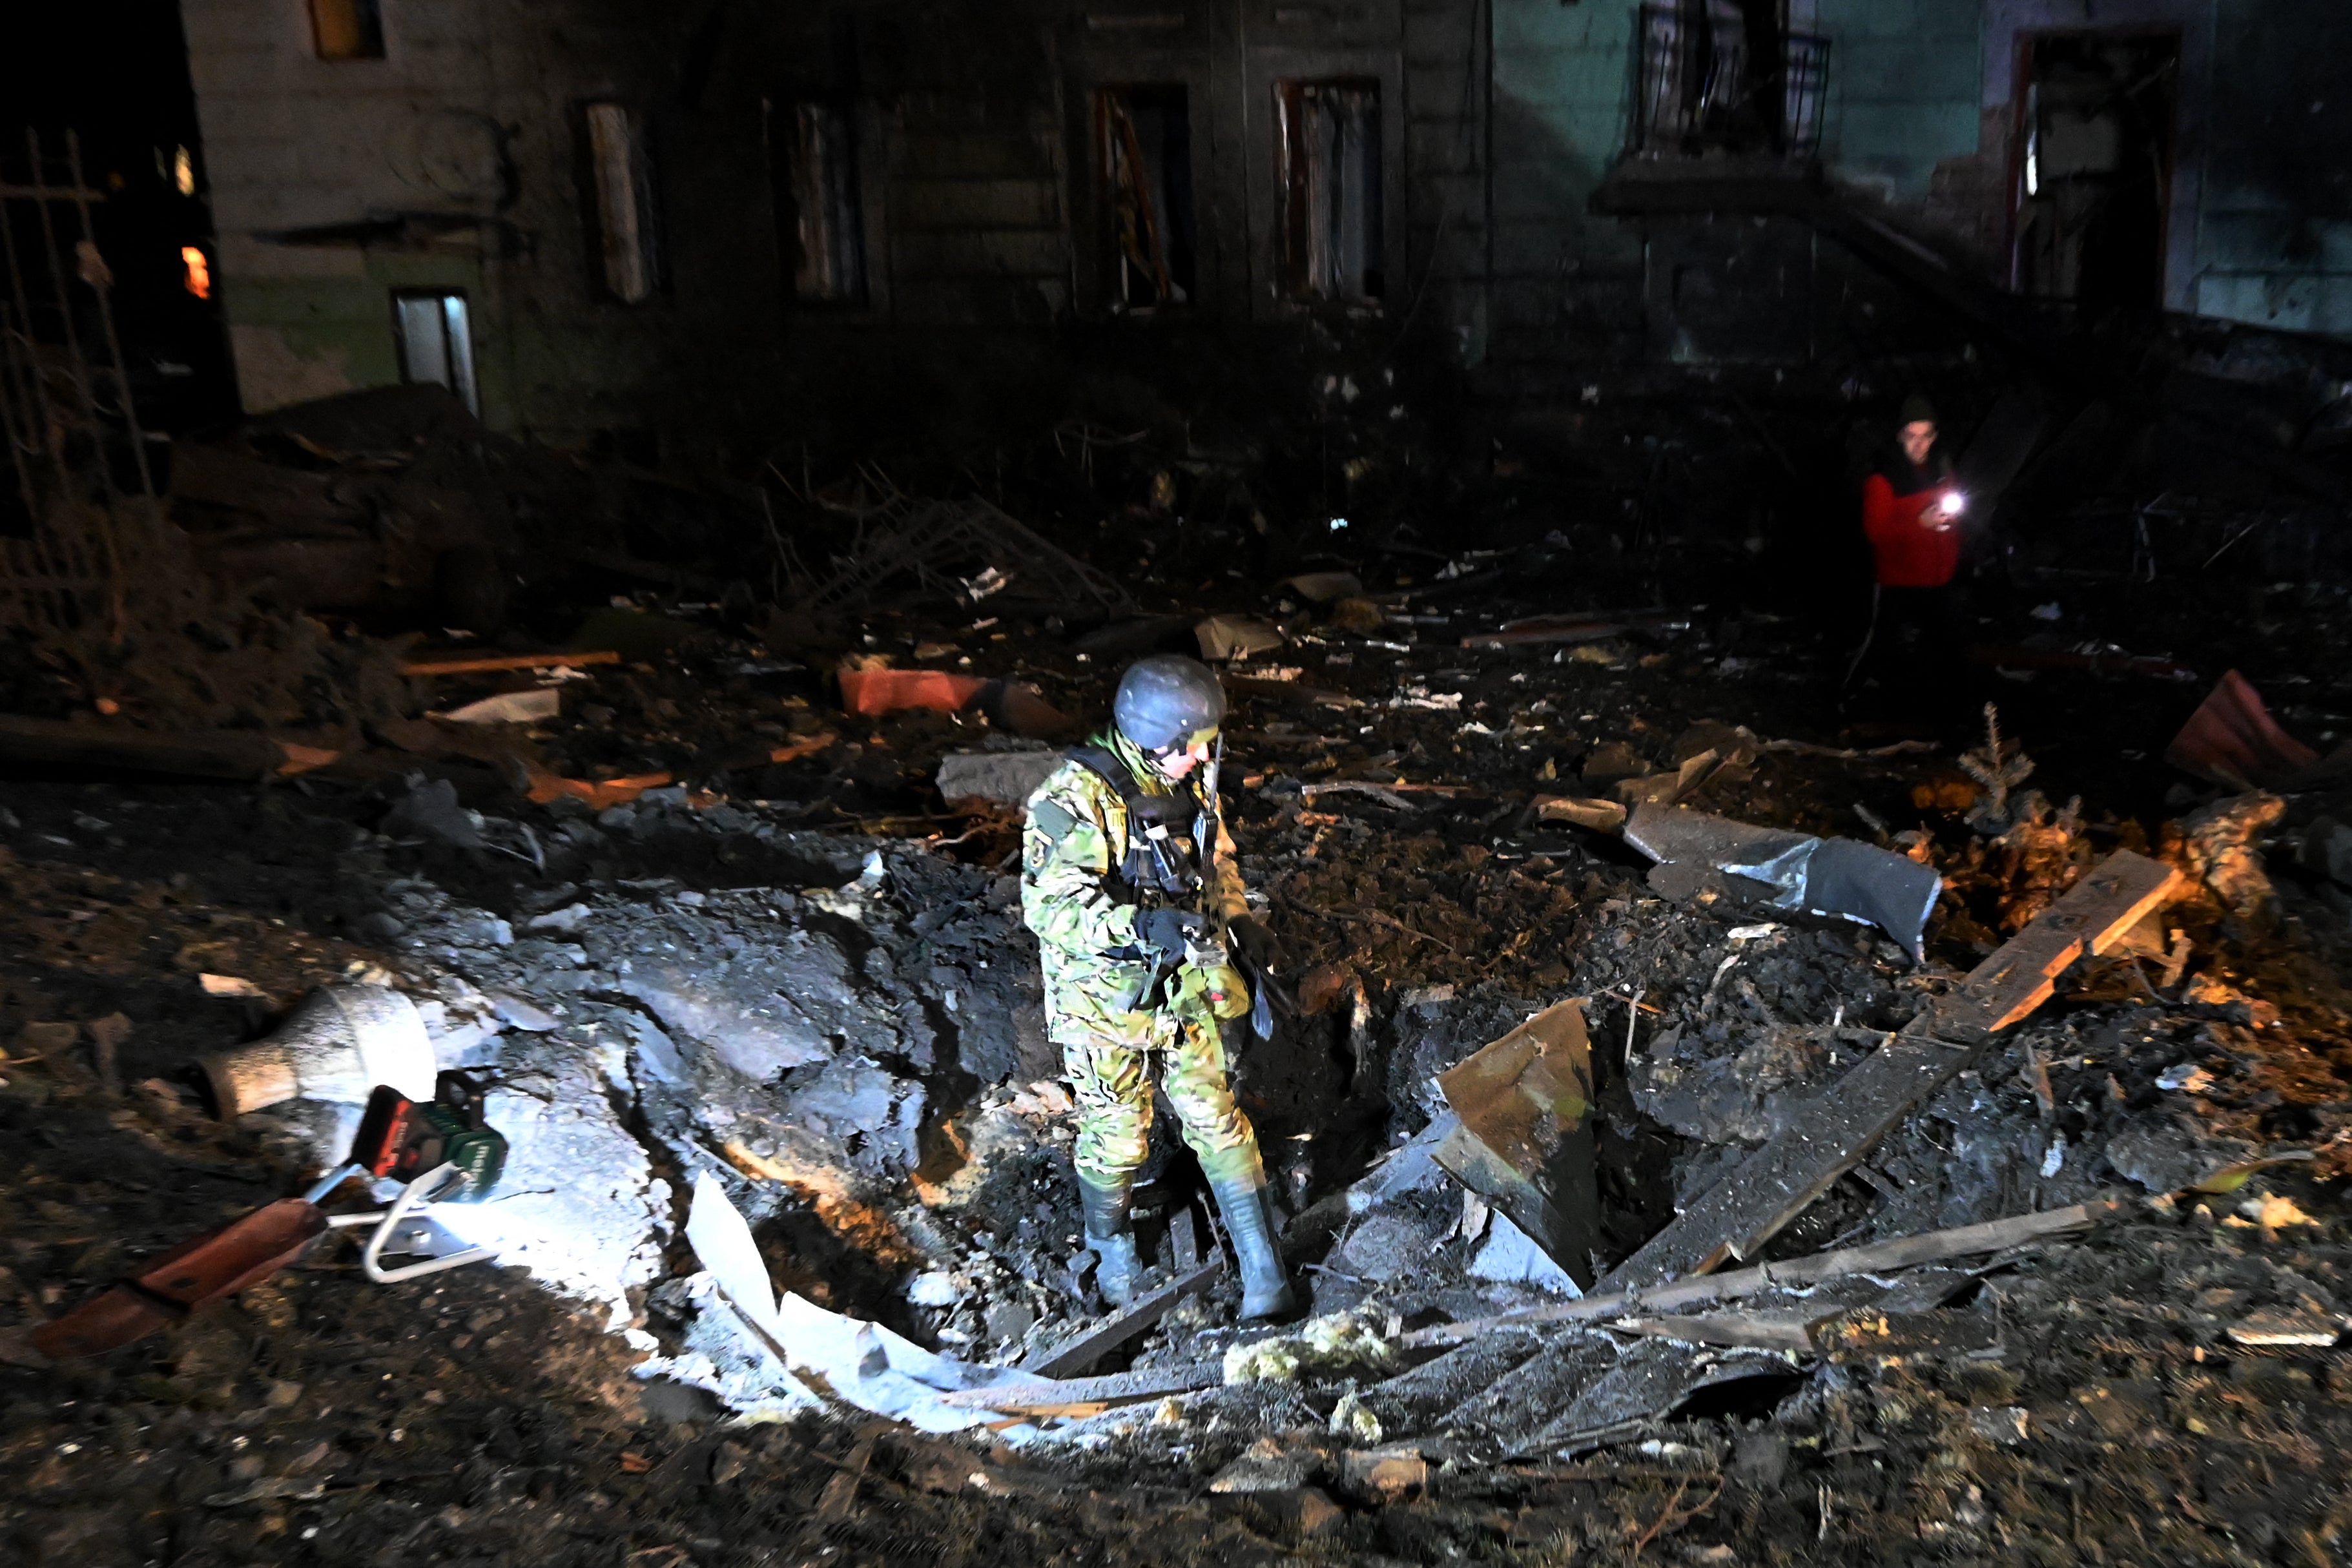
[1208, 1174, 1295, 1321]
[1078, 1173, 1142, 1308]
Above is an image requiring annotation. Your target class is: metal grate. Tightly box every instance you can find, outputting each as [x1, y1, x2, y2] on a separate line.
[793, 493, 1137, 620]
[0, 127, 148, 642]
[1630, 5, 1828, 161]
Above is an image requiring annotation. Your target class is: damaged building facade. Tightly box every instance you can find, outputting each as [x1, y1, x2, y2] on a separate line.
[181, 0, 2352, 460]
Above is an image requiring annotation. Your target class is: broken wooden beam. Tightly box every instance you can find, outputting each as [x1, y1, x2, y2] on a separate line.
[1017, 1255, 1224, 1379]
[1618, 1310, 1824, 1354]
[933, 1359, 1222, 1410]
[1600, 849, 2178, 1291]
[401, 650, 621, 676]
[1601, 1015, 1975, 1290]
[1403, 1201, 2112, 1349]
[0, 716, 335, 781]
[1930, 848, 2183, 1034]
[1460, 618, 1631, 650]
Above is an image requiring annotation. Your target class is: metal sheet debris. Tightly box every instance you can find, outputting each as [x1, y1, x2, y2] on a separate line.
[1432, 999, 1602, 1286]
[1625, 804, 1942, 958]
[1195, 614, 1288, 662]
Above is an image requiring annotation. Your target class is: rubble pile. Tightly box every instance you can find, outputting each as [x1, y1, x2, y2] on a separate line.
[5, 375, 2352, 1562]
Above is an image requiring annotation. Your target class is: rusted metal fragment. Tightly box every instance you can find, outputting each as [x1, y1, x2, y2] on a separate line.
[1432, 998, 1601, 1288]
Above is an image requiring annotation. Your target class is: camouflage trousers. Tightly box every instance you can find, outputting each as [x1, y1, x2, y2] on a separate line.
[1058, 1008, 1264, 1189]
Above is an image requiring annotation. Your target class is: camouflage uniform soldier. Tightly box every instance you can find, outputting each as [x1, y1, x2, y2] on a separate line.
[1021, 655, 1294, 1319]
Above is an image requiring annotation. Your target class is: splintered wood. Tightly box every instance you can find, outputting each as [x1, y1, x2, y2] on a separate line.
[1406, 1202, 2110, 1348]
[933, 1361, 1221, 1411]
[1932, 850, 2183, 1033]
[1016, 1255, 1223, 1379]
[1601, 851, 2178, 1292]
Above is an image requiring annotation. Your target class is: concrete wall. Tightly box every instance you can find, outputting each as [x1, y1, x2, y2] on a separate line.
[182, 0, 683, 441]
[181, 0, 2352, 459]
[183, 0, 1491, 464]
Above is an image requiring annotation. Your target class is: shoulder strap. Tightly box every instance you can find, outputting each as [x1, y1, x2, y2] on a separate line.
[1064, 744, 1139, 808]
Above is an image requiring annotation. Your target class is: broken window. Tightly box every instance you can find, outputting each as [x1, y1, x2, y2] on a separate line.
[2012, 32, 2179, 322]
[391, 290, 479, 415]
[309, 0, 386, 61]
[768, 100, 867, 305]
[1631, 2, 1828, 158]
[1274, 80, 1383, 305]
[1095, 86, 1195, 310]
[584, 103, 660, 304]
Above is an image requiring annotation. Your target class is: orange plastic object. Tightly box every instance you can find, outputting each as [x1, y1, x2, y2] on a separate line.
[31, 1197, 328, 1358]
[838, 668, 987, 717]
[522, 766, 676, 809]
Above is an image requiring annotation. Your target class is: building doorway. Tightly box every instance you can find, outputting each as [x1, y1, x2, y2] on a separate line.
[2011, 30, 2180, 327]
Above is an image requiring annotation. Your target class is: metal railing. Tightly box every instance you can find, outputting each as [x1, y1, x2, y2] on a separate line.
[1630, 4, 1828, 161]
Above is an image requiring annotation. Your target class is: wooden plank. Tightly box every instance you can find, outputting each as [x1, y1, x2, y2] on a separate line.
[1170, 1204, 1199, 1270]
[1403, 1202, 2110, 1349]
[1932, 849, 2182, 1034]
[1599, 851, 2178, 1292]
[1598, 1017, 1973, 1291]
[0, 716, 306, 781]
[933, 1360, 1221, 1410]
[402, 650, 621, 676]
[1017, 1255, 1223, 1379]
[1619, 1310, 1827, 1354]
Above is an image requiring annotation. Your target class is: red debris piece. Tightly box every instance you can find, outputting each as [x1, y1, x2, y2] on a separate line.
[31, 1197, 329, 1358]
[2164, 669, 2317, 789]
[838, 668, 989, 718]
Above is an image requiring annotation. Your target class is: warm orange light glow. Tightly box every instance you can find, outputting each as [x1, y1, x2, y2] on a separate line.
[181, 245, 211, 299]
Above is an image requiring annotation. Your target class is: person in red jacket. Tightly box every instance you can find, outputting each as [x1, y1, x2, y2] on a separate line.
[1848, 395, 1965, 697]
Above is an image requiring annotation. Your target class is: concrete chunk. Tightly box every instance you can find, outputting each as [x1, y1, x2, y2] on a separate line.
[934, 747, 1062, 808]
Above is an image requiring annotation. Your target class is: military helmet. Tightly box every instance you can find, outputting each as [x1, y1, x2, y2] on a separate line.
[1112, 655, 1226, 752]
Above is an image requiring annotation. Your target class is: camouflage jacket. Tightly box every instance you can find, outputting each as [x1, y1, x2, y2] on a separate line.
[1020, 733, 1249, 1040]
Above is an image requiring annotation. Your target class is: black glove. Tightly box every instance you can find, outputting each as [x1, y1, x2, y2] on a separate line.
[1225, 915, 1284, 974]
[1134, 907, 1207, 960]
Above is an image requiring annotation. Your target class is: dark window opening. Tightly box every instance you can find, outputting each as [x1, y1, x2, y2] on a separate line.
[1274, 79, 1382, 304]
[2012, 31, 2179, 326]
[392, 289, 478, 413]
[584, 102, 660, 304]
[1096, 85, 1196, 310]
[767, 99, 867, 305]
[1632, 2, 1828, 160]
[310, 0, 386, 61]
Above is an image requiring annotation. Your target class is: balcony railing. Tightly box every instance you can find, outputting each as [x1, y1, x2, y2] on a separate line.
[1630, 4, 1828, 161]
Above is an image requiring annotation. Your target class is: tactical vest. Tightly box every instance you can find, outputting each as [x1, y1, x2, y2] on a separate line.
[1066, 743, 1210, 913]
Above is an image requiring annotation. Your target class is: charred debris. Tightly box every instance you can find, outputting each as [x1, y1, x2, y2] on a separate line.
[7, 46, 2352, 1568]
[1, 353, 2350, 1564]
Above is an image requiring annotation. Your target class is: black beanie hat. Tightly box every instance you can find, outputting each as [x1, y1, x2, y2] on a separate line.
[1899, 393, 1937, 427]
